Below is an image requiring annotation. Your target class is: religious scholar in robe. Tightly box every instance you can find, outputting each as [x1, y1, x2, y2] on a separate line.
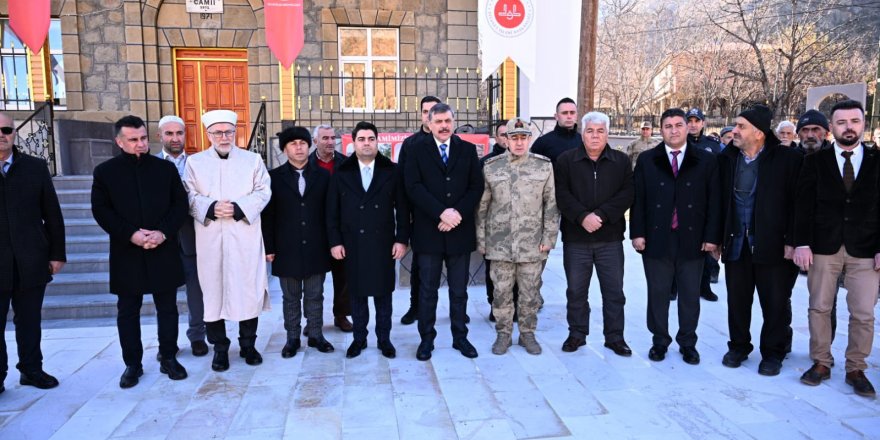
[183, 109, 272, 372]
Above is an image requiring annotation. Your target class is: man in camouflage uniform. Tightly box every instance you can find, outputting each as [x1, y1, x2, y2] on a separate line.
[625, 121, 656, 170]
[477, 117, 559, 355]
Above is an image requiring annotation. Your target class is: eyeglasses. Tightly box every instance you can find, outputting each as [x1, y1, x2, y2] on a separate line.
[0, 127, 14, 135]
[208, 130, 236, 138]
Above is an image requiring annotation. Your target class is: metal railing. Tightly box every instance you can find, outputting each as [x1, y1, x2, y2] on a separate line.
[16, 99, 56, 175]
[289, 64, 502, 134]
[247, 100, 268, 163]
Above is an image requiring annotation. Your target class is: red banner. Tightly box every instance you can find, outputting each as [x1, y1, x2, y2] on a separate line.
[264, 0, 304, 69]
[9, 0, 51, 55]
[340, 133, 491, 162]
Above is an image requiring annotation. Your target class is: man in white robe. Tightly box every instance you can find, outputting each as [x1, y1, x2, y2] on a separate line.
[183, 109, 271, 372]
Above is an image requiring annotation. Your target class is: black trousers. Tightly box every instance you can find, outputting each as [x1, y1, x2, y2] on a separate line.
[350, 294, 393, 343]
[563, 241, 626, 342]
[725, 242, 795, 361]
[116, 290, 179, 367]
[485, 258, 518, 306]
[407, 252, 421, 310]
[206, 318, 258, 351]
[643, 234, 703, 348]
[417, 252, 470, 343]
[0, 281, 47, 378]
[329, 258, 351, 317]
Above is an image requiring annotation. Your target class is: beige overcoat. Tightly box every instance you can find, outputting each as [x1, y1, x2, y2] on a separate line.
[183, 146, 272, 322]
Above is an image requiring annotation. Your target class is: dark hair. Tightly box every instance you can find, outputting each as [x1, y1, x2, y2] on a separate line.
[495, 119, 509, 133]
[660, 108, 687, 126]
[427, 103, 455, 121]
[114, 115, 146, 137]
[830, 99, 865, 119]
[556, 97, 576, 111]
[420, 96, 441, 108]
[351, 121, 378, 139]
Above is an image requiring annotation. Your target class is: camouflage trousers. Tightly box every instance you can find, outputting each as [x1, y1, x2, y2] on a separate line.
[490, 260, 544, 335]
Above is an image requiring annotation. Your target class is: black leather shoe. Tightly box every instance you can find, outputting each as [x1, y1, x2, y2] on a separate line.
[378, 341, 396, 359]
[400, 307, 418, 325]
[561, 336, 586, 353]
[489, 311, 496, 322]
[19, 370, 59, 389]
[758, 358, 782, 376]
[845, 370, 876, 398]
[465, 314, 471, 324]
[800, 363, 830, 386]
[191, 341, 209, 357]
[0, 383, 4, 394]
[119, 365, 143, 389]
[701, 290, 719, 302]
[308, 337, 335, 353]
[603, 341, 632, 357]
[416, 341, 434, 361]
[281, 339, 301, 358]
[648, 345, 666, 362]
[212, 351, 230, 372]
[159, 358, 188, 380]
[722, 350, 749, 368]
[680, 347, 700, 365]
[452, 338, 478, 358]
[302, 327, 309, 337]
[240, 347, 263, 366]
[346, 340, 367, 359]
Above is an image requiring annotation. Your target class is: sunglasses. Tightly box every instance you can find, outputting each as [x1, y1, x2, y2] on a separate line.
[0, 127, 13, 135]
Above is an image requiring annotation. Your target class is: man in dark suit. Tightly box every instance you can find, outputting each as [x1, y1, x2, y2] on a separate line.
[308, 124, 352, 333]
[717, 105, 802, 376]
[155, 115, 208, 358]
[264, 126, 335, 358]
[327, 121, 410, 359]
[396, 96, 441, 325]
[92, 115, 189, 388]
[630, 108, 721, 365]
[0, 112, 65, 394]
[405, 103, 484, 361]
[794, 100, 880, 398]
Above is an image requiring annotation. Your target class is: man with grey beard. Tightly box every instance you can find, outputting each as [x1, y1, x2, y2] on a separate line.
[796, 110, 831, 155]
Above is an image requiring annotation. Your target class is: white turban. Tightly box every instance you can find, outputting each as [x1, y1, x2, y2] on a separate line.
[158, 115, 185, 129]
[201, 110, 238, 129]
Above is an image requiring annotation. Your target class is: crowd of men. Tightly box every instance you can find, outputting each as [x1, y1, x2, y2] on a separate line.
[0, 96, 877, 400]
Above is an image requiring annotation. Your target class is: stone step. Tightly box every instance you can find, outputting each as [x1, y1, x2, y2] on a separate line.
[52, 175, 93, 191]
[66, 234, 109, 253]
[12, 292, 190, 320]
[60, 203, 94, 219]
[46, 272, 109, 296]
[64, 218, 104, 236]
[56, 189, 91, 204]
[64, 253, 110, 274]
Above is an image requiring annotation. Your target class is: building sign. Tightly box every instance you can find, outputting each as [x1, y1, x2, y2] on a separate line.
[478, 0, 537, 80]
[341, 133, 491, 162]
[186, 0, 224, 14]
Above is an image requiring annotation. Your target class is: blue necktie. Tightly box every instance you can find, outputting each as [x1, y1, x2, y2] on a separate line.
[440, 143, 448, 165]
[0, 161, 8, 177]
[362, 166, 372, 191]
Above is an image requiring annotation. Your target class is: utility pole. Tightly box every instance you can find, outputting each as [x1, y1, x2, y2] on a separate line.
[577, 0, 599, 115]
[871, 38, 880, 130]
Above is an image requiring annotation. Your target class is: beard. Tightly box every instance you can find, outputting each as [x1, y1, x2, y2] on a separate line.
[836, 131, 861, 147]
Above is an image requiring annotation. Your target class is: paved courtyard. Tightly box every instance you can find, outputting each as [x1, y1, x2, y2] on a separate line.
[1, 243, 879, 439]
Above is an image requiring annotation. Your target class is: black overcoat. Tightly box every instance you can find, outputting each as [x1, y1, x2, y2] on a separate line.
[326, 154, 410, 297]
[262, 162, 331, 279]
[0, 149, 66, 290]
[91, 153, 187, 295]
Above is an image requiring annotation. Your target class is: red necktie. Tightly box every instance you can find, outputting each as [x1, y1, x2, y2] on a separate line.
[671, 150, 680, 230]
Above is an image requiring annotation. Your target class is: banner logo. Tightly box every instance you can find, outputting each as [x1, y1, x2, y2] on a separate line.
[486, 0, 534, 37]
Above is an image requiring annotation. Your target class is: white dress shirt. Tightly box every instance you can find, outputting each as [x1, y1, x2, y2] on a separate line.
[833, 143, 863, 178]
[665, 144, 687, 168]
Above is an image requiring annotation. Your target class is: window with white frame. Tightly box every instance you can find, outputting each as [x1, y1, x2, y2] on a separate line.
[338, 27, 399, 112]
[0, 18, 66, 110]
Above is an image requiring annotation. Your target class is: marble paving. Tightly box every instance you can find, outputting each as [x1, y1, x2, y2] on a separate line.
[2, 242, 879, 439]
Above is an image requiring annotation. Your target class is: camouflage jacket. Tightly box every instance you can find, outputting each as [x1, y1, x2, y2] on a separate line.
[476, 152, 560, 262]
[625, 137, 657, 170]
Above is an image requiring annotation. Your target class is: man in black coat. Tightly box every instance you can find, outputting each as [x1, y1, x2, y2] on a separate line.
[263, 126, 335, 359]
[92, 115, 189, 389]
[630, 108, 721, 365]
[327, 121, 410, 359]
[685, 107, 721, 302]
[794, 100, 880, 398]
[717, 105, 802, 376]
[308, 124, 352, 333]
[405, 103, 485, 361]
[396, 95, 441, 325]
[530, 97, 584, 163]
[0, 112, 65, 394]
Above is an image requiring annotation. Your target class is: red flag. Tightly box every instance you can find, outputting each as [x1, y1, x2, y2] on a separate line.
[9, 0, 51, 55]
[264, 0, 304, 69]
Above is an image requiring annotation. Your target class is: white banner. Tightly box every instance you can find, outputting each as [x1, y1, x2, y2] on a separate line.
[186, 0, 224, 14]
[478, 0, 537, 80]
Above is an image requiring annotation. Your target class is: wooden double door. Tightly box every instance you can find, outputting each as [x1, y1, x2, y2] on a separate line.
[174, 49, 250, 153]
